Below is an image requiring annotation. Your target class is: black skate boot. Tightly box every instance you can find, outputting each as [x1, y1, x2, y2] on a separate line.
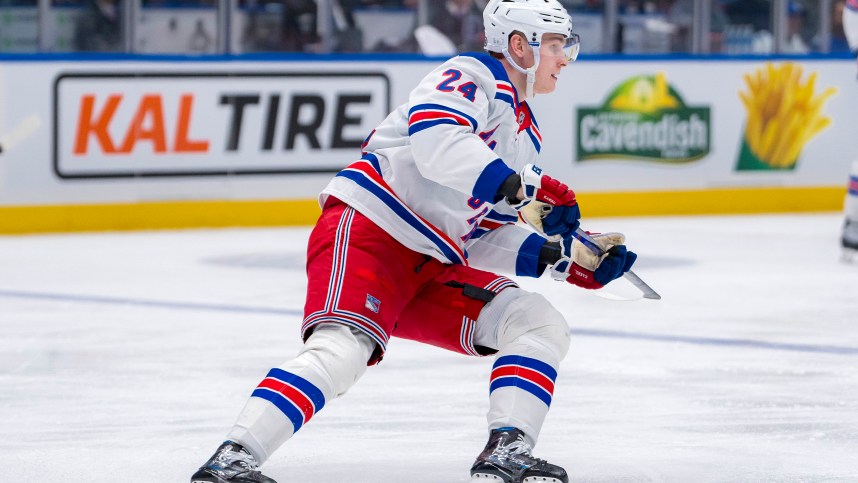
[191, 441, 277, 483]
[843, 219, 858, 262]
[470, 427, 568, 483]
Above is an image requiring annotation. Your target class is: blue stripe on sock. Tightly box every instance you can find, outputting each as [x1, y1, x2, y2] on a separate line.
[266, 368, 326, 413]
[489, 378, 553, 407]
[251, 388, 305, 432]
[493, 355, 558, 382]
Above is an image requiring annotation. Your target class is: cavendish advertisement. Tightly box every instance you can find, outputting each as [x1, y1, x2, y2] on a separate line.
[576, 72, 711, 163]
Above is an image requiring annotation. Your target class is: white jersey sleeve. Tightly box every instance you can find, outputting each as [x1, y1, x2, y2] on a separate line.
[465, 207, 550, 277]
[406, 60, 515, 201]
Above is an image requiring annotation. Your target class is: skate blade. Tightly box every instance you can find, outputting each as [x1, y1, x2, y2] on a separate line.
[470, 474, 565, 483]
[470, 475, 505, 482]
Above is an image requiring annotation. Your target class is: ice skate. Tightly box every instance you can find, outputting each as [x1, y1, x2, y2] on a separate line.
[191, 441, 277, 483]
[842, 219, 858, 263]
[470, 428, 568, 483]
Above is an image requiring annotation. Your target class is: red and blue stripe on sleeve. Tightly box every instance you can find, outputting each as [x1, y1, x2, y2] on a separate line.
[336, 160, 469, 265]
[495, 82, 518, 110]
[849, 175, 858, 196]
[407, 102, 513, 203]
[251, 368, 326, 433]
[408, 103, 479, 136]
[490, 355, 557, 407]
[472, 209, 518, 240]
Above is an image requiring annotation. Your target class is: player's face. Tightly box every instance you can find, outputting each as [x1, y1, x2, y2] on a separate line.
[534, 34, 577, 94]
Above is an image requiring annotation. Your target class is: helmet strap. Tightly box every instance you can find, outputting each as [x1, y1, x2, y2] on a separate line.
[501, 43, 541, 100]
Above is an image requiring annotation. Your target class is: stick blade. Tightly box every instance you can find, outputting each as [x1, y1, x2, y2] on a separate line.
[623, 271, 661, 300]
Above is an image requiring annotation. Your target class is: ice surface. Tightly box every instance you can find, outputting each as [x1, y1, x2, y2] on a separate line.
[2, 213, 857, 482]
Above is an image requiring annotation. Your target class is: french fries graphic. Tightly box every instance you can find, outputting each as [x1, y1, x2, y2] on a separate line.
[738, 62, 837, 170]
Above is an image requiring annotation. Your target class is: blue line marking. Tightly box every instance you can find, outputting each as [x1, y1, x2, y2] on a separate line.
[3, 289, 858, 356]
[571, 328, 858, 356]
[0, 289, 302, 316]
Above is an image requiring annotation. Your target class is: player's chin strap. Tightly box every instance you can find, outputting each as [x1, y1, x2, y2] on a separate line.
[502, 43, 541, 99]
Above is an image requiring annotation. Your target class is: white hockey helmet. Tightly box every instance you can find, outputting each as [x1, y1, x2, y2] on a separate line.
[483, 0, 579, 97]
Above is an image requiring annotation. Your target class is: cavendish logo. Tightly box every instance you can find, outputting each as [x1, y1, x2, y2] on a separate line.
[576, 72, 711, 163]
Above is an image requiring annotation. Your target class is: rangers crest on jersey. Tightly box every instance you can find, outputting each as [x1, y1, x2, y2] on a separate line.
[364, 294, 381, 313]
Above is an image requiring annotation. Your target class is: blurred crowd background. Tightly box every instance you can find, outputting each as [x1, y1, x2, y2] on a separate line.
[0, 0, 854, 56]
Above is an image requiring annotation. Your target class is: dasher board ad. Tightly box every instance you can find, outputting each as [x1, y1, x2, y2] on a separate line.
[2, 58, 856, 210]
[53, 72, 391, 179]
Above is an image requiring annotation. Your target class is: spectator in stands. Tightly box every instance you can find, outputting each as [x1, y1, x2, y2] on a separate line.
[814, 0, 853, 52]
[141, 0, 216, 5]
[724, 0, 770, 32]
[785, 0, 810, 53]
[620, 0, 660, 14]
[280, 0, 320, 52]
[279, 0, 376, 53]
[74, 0, 121, 52]
[428, 0, 485, 52]
[667, 0, 729, 52]
[831, 0, 854, 51]
[370, 0, 416, 5]
[331, 0, 365, 52]
[237, 0, 283, 52]
[559, 0, 603, 13]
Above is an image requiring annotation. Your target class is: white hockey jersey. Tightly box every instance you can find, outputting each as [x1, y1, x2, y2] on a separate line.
[320, 53, 549, 278]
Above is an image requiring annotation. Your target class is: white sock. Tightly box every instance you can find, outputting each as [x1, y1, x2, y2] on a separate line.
[226, 324, 374, 463]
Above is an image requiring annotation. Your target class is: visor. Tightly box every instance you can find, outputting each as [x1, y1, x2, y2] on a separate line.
[541, 33, 581, 62]
[564, 33, 581, 62]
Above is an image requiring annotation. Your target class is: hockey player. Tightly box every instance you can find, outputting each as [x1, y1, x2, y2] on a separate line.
[842, 0, 858, 259]
[191, 1, 636, 482]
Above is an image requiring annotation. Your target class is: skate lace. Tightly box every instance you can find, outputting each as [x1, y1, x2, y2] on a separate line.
[502, 435, 531, 457]
[496, 434, 546, 466]
[215, 446, 259, 471]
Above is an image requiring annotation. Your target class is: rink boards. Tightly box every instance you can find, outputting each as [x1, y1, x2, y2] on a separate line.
[0, 54, 855, 233]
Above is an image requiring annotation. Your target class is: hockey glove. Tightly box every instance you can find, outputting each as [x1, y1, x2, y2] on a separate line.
[509, 164, 580, 239]
[551, 232, 637, 290]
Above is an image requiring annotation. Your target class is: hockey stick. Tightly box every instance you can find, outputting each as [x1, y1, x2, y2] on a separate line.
[519, 201, 661, 300]
[572, 228, 661, 300]
[0, 114, 42, 154]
